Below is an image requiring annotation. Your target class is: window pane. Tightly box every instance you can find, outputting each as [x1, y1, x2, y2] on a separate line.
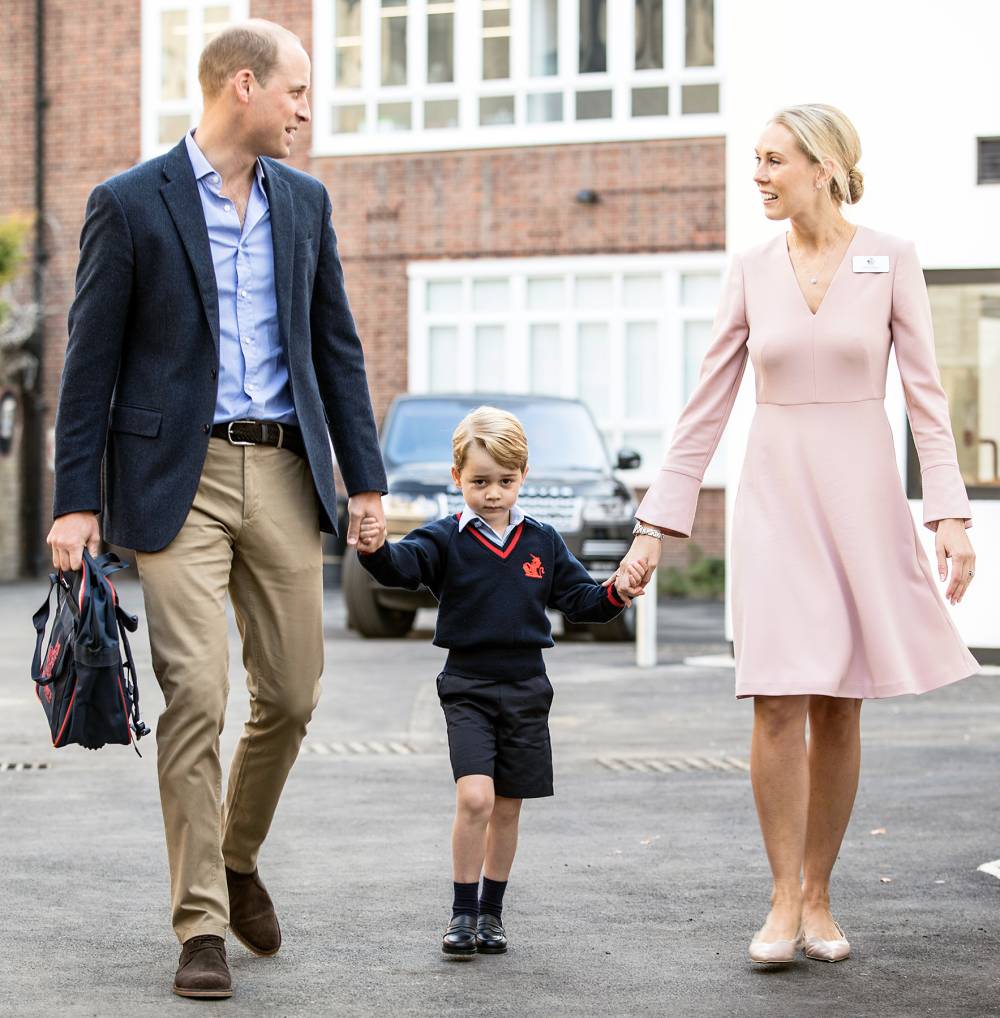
[527, 277, 565, 309]
[527, 92, 563, 123]
[426, 280, 463, 312]
[622, 430, 661, 469]
[202, 5, 230, 42]
[427, 2, 454, 83]
[160, 10, 187, 102]
[681, 83, 719, 114]
[685, 0, 715, 67]
[480, 95, 515, 125]
[681, 272, 721, 305]
[579, 0, 607, 73]
[683, 320, 712, 399]
[927, 283, 1000, 490]
[577, 322, 611, 410]
[530, 324, 562, 394]
[472, 279, 510, 311]
[475, 325, 506, 390]
[158, 112, 191, 146]
[634, 0, 663, 70]
[377, 102, 412, 131]
[429, 326, 459, 392]
[335, 0, 363, 88]
[332, 104, 366, 133]
[381, 1, 408, 86]
[623, 274, 662, 306]
[202, 6, 230, 43]
[625, 322, 658, 415]
[576, 90, 612, 120]
[482, 0, 511, 79]
[632, 86, 669, 117]
[575, 275, 613, 308]
[530, 0, 559, 76]
[425, 99, 459, 129]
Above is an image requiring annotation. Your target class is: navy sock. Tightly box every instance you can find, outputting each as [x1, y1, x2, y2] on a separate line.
[479, 877, 507, 919]
[452, 881, 480, 918]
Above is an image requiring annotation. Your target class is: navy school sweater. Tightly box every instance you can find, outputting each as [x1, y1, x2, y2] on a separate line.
[358, 513, 626, 679]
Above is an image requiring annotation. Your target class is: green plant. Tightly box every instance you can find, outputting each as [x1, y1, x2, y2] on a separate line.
[657, 542, 725, 600]
[0, 214, 33, 292]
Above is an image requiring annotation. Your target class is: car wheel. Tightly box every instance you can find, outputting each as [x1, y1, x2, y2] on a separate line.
[591, 607, 636, 642]
[342, 551, 416, 639]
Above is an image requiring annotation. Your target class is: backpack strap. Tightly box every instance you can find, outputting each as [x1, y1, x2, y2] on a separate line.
[30, 573, 74, 686]
[115, 604, 151, 752]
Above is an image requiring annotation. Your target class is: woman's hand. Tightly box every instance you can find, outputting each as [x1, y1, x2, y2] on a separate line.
[604, 532, 665, 597]
[613, 561, 648, 607]
[935, 518, 975, 605]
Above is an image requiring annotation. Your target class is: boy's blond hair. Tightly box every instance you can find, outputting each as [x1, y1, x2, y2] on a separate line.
[452, 406, 529, 473]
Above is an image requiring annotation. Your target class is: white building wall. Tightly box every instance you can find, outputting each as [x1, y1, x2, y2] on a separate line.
[720, 0, 1000, 648]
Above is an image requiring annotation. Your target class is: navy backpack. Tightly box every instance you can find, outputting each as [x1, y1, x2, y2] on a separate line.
[31, 549, 150, 752]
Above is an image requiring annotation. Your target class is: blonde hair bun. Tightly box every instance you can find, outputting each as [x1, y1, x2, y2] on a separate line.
[846, 166, 864, 205]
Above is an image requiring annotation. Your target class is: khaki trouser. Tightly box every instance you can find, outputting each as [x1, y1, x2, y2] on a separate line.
[136, 439, 324, 943]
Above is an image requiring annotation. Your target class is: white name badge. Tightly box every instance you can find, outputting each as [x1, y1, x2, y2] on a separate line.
[853, 255, 890, 273]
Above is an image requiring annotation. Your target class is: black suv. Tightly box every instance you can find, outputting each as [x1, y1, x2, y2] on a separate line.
[341, 394, 641, 641]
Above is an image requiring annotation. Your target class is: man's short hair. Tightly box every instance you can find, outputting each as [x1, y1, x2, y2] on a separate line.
[198, 20, 299, 100]
[452, 406, 529, 473]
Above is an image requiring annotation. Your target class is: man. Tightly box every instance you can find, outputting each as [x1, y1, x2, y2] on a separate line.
[48, 20, 387, 999]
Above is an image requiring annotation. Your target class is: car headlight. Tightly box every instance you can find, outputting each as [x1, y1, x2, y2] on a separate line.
[582, 494, 636, 524]
[383, 493, 443, 534]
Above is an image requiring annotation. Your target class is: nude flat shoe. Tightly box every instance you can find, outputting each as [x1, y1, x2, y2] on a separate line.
[749, 928, 803, 964]
[803, 921, 851, 963]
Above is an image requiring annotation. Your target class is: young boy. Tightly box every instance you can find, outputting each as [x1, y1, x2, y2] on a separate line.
[357, 406, 642, 958]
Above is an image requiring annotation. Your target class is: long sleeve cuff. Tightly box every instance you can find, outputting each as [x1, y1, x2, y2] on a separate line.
[635, 469, 702, 539]
[921, 462, 972, 530]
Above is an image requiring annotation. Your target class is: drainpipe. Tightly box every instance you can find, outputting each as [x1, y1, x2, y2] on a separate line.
[22, 0, 47, 575]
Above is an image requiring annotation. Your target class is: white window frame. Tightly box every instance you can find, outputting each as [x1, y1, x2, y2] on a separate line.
[407, 253, 728, 487]
[313, 0, 725, 157]
[141, 0, 250, 160]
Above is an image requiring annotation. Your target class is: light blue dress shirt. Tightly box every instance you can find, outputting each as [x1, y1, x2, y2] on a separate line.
[184, 131, 296, 424]
[458, 503, 526, 547]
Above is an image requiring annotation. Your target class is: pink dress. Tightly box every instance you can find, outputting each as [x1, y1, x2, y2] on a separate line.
[637, 226, 980, 699]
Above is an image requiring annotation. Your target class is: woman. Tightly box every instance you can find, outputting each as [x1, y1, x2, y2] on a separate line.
[616, 104, 979, 964]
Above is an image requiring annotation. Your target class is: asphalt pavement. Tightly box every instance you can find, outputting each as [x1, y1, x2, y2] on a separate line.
[1, 580, 998, 1018]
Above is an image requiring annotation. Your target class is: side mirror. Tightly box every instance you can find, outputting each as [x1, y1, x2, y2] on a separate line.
[616, 448, 641, 470]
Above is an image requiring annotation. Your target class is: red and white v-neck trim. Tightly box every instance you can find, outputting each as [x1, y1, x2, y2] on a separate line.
[456, 513, 526, 560]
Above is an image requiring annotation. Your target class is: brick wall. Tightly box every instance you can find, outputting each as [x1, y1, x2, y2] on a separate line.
[3, 0, 729, 573]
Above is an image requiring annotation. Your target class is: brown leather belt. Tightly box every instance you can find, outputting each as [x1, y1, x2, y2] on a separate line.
[210, 420, 306, 459]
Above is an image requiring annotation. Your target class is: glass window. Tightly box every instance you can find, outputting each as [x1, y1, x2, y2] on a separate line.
[380, 0, 408, 87]
[160, 9, 188, 101]
[472, 279, 510, 311]
[918, 279, 1000, 496]
[377, 101, 411, 131]
[634, 0, 663, 71]
[681, 272, 721, 305]
[625, 321, 658, 414]
[202, 5, 230, 41]
[683, 319, 712, 399]
[632, 86, 668, 117]
[685, 0, 715, 67]
[427, 0, 454, 84]
[480, 95, 515, 125]
[575, 275, 613, 308]
[530, 323, 562, 394]
[527, 276, 565, 309]
[159, 112, 192, 146]
[624, 273, 663, 306]
[527, 92, 564, 123]
[332, 104, 366, 133]
[482, 0, 511, 80]
[335, 0, 363, 88]
[579, 0, 608, 74]
[425, 99, 459, 129]
[529, 0, 559, 76]
[475, 325, 506, 390]
[576, 90, 612, 120]
[428, 325, 459, 392]
[426, 279, 463, 312]
[681, 82, 719, 115]
[577, 322, 611, 411]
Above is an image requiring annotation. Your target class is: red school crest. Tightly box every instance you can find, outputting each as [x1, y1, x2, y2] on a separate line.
[522, 555, 545, 579]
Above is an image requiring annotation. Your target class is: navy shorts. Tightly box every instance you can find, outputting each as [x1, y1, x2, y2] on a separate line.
[436, 670, 554, 799]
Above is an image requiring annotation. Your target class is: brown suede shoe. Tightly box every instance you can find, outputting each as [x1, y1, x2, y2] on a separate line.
[226, 866, 282, 957]
[173, 935, 232, 999]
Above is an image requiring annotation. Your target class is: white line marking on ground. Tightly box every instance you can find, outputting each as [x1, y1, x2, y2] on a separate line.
[977, 859, 1000, 880]
[683, 655, 736, 669]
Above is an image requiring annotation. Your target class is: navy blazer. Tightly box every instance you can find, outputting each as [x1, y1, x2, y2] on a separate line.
[54, 138, 387, 552]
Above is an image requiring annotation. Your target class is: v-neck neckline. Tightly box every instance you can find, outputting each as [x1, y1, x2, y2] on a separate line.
[458, 514, 526, 560]
[784, 224, 861, 319]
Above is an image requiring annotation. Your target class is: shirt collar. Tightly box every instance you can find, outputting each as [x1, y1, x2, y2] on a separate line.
[457, 504, 525, 533]
[184, 129, 267, 193]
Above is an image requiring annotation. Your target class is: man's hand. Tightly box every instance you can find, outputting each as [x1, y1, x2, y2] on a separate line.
[347, 492, 385, 554]
[47, 512, 102, 573]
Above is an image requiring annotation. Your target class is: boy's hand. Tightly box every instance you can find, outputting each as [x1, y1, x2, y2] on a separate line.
[356, 513, 385, 555]
[612, 560, 648, 607]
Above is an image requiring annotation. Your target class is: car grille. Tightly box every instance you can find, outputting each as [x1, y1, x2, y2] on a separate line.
[443, 493, 583, 531]
[581, 539, 630, 558]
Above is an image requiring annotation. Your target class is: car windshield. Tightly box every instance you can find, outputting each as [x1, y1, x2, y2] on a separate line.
[383, 398, 610, 472]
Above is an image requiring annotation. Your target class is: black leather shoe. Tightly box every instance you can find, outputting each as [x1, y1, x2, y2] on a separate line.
[442, 914, 478, 958]
[476, 912, 508, 954]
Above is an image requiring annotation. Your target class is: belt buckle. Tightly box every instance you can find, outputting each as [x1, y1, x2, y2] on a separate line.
[273, 422, 284, 450]
[226, 420, 257, 446]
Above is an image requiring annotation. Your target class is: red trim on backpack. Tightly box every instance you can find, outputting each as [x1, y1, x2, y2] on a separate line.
[52, 686, 78, 747]
[465, 521, 525, 559]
